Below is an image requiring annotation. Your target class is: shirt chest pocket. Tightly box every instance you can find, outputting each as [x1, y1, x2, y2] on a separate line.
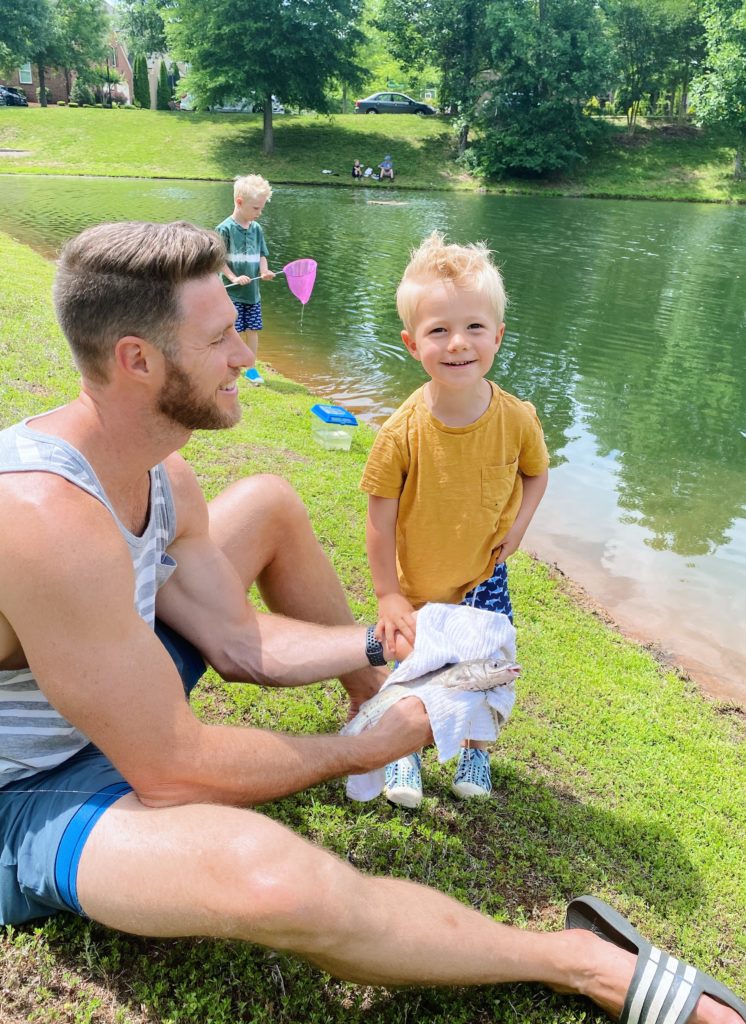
[481, 462, 518, 512]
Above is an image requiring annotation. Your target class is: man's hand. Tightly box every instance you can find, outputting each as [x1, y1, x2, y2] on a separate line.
[360, 696, 432, 769]
[376, 593, 416, 653]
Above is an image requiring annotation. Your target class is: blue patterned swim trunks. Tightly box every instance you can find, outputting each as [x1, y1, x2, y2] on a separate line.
[233, 301, 263, 333]
[461, 561, 513, 623]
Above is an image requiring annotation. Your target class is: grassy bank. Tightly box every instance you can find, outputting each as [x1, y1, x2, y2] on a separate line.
[2, 106, 746, 202]
[1, 229, 745, 1024]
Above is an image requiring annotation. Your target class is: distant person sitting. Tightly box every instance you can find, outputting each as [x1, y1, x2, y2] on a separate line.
[352, 159, 363, 179]
[379, 155, 395, 180]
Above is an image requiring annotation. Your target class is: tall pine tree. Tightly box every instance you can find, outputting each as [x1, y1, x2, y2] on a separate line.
[156, 58, 170, 109]
[132, 51, 151, 108]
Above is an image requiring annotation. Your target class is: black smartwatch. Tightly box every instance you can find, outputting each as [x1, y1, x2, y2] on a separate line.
[365, 625, 387, 666]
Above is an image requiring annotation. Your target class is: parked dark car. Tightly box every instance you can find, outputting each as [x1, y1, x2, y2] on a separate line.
[0, 86, 28, 106]
[354, 92, 435, 115]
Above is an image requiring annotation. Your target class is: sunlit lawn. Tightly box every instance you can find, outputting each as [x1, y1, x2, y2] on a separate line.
[1, 230, 744, 1023]
[2, 107, 746, 202]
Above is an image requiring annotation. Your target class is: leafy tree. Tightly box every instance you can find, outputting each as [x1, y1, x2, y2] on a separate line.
[351, 0, 435, 109]
[133, 51, 151, 107]
[0, 0, 108, 103]
[378, 0, 489, 151]
[661, 0, 705, 122]
[56, 0, 109, 101]
[473, 0, 611, 177]
[167, 0, 366, 153]
[691, 0, 746, 176]
[0, 0, 48, 73]
[156, 57, 170, 108]
[118, 0, 168, 55]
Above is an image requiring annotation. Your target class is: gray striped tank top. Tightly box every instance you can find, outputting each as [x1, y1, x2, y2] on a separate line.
[0, 416, 177, 785]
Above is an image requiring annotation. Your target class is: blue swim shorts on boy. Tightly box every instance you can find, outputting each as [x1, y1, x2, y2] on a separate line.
[233, 300, 263, 334]
[461, 561, 513, 623]
[0, 621, 206, 926]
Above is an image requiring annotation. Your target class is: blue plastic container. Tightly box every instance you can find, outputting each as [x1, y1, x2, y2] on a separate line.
[310, 403, 358, 451]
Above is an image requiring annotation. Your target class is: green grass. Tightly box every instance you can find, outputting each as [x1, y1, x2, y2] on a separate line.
[2, 106, 746, 201]
[1, 230, 744, 1024]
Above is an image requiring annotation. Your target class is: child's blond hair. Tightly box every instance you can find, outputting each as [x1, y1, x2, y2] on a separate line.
[396, 231, 507, 334]
[233, 174, 273, 204]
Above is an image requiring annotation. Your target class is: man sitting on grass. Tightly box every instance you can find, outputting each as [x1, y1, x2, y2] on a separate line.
[0, 221, 742, 1024]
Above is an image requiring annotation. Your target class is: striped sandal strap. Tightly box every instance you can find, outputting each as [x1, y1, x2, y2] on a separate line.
[621, 945, 698, 1024]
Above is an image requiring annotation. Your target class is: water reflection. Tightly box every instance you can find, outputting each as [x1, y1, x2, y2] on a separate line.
[0, 175, 744, 699]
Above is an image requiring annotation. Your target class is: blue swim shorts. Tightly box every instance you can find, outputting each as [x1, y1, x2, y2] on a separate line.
[461, 561, 513, 623]
[0, 621, 206, 925]
[233, 300, 263, 334]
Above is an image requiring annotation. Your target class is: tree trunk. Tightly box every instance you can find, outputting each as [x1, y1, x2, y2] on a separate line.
[37, 64, 47, 107]
[678, 70, 689, 125]
[262, 100, 274, 155]
[735, 145, 744, 179]
[64, 67, 71, 102]
[458, 121, 469, 156]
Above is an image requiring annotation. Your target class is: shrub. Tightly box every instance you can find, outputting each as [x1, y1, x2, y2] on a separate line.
[57, 100, 66, 106]
[68, 101, 79, 107]
[70, 79, 95, 106]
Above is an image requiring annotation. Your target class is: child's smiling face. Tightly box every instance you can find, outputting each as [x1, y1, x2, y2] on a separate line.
[401, 280, 505, 390]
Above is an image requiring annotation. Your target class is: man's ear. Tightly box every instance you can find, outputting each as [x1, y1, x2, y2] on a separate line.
[401, 329, 420, 360]
[114, 336, 161, 379]
[495, 322, 506, 353]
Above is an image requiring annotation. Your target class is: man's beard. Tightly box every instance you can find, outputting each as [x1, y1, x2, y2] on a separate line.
[157, 357, 241, 431]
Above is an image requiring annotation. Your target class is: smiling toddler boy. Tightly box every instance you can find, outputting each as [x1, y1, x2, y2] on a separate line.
[361, 231, 549, 807]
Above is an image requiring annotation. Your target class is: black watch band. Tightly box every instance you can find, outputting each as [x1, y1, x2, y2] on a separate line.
[365, 625, 387, 667]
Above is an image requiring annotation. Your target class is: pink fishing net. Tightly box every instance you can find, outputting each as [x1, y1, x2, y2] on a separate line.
[283, 259, 317, 305]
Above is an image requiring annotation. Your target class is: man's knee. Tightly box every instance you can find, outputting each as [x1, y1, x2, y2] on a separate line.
[224, 474, 309, 528]
[213, 833, 356, 948]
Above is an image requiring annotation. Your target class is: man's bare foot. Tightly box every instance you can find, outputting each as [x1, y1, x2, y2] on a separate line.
[570, 931, 744, 1024]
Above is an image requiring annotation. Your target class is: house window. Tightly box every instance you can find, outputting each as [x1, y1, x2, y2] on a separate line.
[19, 63, 32, 84]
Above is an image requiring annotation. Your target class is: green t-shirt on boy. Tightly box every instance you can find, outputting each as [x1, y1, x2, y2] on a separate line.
[216, 217, 269, 305]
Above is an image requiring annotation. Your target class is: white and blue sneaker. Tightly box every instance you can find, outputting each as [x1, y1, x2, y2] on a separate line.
[452, 748, 492, 800]
[383, 752, 423, 808]
[245, 367, 264, 386]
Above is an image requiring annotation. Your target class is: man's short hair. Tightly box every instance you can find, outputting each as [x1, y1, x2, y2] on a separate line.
[233, 174, 273, 204]
[53, 220, 226, 383]
[396, 231, 507, 335]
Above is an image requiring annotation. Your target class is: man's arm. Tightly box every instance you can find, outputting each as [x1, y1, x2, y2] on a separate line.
[156, 455, 400, 686]
[0, 472, 430, 807]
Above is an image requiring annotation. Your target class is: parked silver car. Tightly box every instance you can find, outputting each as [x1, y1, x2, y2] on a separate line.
[354, 91, 435, 115]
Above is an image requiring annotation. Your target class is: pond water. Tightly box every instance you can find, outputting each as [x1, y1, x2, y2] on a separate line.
[1, 174, 744, 703]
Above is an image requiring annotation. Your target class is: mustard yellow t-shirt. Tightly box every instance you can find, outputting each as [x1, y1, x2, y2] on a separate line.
[360, 382, 549, 606]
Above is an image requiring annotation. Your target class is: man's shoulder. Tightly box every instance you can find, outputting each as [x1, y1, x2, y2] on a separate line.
[162, 452, 209, 536]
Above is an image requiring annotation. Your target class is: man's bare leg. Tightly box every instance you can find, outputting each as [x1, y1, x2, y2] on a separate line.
[207, 475, 385, 705]
[76, 797, 739, 1024]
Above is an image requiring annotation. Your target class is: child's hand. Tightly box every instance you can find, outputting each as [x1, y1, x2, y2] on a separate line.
[235, 275, 251, 285]
[376, 593, 416, 654]
[261, 269, 276, 280]
[495, 523, 525, 562]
